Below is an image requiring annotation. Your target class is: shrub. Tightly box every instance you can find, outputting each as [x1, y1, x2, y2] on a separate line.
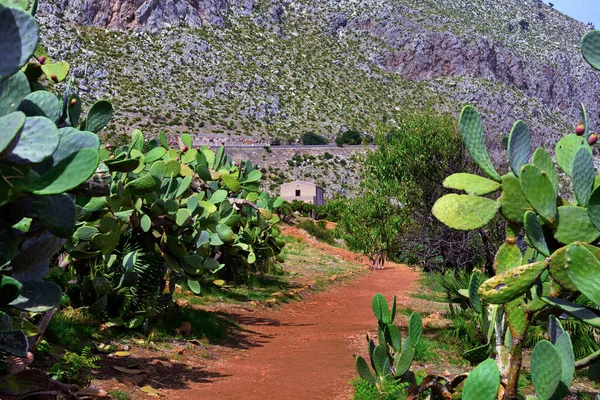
[297, 220, 335, 245]
[301, 131, 328, 145]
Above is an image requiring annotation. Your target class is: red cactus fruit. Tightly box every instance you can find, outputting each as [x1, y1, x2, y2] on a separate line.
[50, 73, 58, 82]
[109, 154, 115, 159]
[181, 145, 189, 153]
[105, 143, 111, 149]
[39, 55, 46, 65]
[70, 98, 77, 107]
[576, 122, 585, 135]
[589, 133, 598, 145]
[175, 157, 180, 161]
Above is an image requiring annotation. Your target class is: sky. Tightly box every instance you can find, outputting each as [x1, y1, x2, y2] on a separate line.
[546, 0, 600, 28]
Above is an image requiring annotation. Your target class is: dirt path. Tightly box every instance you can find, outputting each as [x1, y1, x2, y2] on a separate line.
[164, 227, 420, 400]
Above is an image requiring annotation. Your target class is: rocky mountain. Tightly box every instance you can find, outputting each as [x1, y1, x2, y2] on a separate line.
[35, 0, 599, 193]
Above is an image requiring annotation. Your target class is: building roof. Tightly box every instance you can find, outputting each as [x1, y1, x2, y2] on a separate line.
[280, 180, 323, 189]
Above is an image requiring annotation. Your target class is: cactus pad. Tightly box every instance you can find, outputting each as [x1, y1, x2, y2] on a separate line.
[432, 194, 499, 231]
[458, 106, 501, 182]
[0, 111, 25, 154]
[41, 61, 69, 83]
[572, 147, 595, 206]
[85, 100, 113, 133]
[524, 211, 550, 256]
[442, 173, 501, 196]
[0, 71, 30, 117]
[478, 260, 547, 304]
[8, 281, 62, 312]
[395, 347, 414, 376]
[554, 332, 575, 392]
[542, 296, 600, 329]
[33, 194, 77, 238]
[371, 294, 390, 324]
[463, 342, 492, 364]
[355, 356, 375, 385]
[408, 312, 422, 348]
[564, 243, 600, 306]
[50, 130, 100, 167]
[555, 134, 592, 177]
[520, 164, 556, 223]
[25, 148, 99, 195]
[548, 247, 576, 291]
[507, 120, 530, 177]
[0, 7, 39, 82]
[498, 173, 532, 223]
[6, 116, 59, 164]
[18, 91, 60, 122]
[494, 242, 523, 274]
[581, 30, 600, 71]
[532, 147, 558, 193]
[555, 206, 600, 244]
[581, 103, 590, 140]
[587, 185, 600, 232]
[462, 359, 500, 400]
[531, 340, 562, 400]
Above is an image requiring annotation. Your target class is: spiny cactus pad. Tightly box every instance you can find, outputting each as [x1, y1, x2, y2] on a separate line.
[442, 173, 501, 196]
[458, 106, 501, 182]
[18, 90, 60, 122]
[0, 111, 25, 154]
[25, 147, 99, 195]
[432, 194, 499, 231]
[0, 71, 30, 117]
[498, 173, 532, 223]
[85, 100, 113, 133]
[493, 242, 523, 274]
[587, 185, 600, 231]
[524, 211, 550, 256]
[0, 6, 39, 81]
[554, 332, 575, 393]
[531, 340, 562, 400]
[555, 134, 592, 177]
[554, 206, 600, 244]
[532, 147, 558, 193]
[462, 359, 500, 400]
[564, 243, 600, 306]
[542, 296, 600, 329]
[520, 164, 556, 223]
[581, 30, 600, 71]
[6, 116, 59, 164]
[8, 281, 62, 313]
[507, 120, 531, 177]
[355, 356, 376, 385]
[478, 260, 547, 304]
[547, 247, 576, 291]
[572, 147, 595, 206]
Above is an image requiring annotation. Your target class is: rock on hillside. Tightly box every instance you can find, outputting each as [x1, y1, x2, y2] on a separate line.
[36, 0, 600, 191]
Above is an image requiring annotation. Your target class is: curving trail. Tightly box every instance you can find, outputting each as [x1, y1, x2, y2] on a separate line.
[166, 227, 420, 400]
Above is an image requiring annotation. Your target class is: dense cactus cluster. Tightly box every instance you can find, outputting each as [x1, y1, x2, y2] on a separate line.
[66, 131, 285, 326]
[429, 29, 600, 399]
[0, 0, 285, 373]
[0, 0, 112, 359]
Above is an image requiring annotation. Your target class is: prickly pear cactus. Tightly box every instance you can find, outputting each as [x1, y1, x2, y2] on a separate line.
[0, 1, 110, 366]
[65, 129, 285, 326]
[355, 294, 421, 388]
[433, 96, 600, 395]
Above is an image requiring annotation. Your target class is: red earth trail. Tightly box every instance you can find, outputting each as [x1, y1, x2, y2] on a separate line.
[164, 226, 420, 400]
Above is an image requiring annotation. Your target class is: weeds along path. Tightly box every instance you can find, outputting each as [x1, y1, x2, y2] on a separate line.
[166, 226, 420, 400]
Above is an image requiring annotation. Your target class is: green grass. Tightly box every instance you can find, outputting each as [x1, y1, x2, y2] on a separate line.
[108, 391, 130, 400]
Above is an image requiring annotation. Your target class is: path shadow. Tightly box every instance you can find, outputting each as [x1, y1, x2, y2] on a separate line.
[98, 355, 230, 390]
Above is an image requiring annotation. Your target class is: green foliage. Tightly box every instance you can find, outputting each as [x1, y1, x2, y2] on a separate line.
[50, 346, 100, 387]
[0, 1, 108, 362]
[63, 134, 285, 326]
[301, 132, 328, 145]
[355, 294, 421, 393]
[336, 111, 488, 272]
[350, 377, 408, 400]
[297, 219, 335, 245]
[433, 88, 600, 395]
[335, 129, 362, 146]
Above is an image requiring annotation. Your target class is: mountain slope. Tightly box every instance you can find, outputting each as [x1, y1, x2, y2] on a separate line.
[37, 0, 598, 168]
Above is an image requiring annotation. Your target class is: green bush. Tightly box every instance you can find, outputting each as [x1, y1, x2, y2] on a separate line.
[297, 219, 335, 245]
[50, 346, 100, 387]
[301, 132, 329, 145]
[335, 129, 362, 145]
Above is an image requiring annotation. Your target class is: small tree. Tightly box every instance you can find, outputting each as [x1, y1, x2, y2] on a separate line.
[301, 132, 328, 145]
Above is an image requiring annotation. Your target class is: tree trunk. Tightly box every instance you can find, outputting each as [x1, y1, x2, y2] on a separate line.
[504, 334, 525, 400]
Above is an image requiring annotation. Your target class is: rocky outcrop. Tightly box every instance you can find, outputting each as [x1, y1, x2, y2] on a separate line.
[44, 0, 230, 32]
